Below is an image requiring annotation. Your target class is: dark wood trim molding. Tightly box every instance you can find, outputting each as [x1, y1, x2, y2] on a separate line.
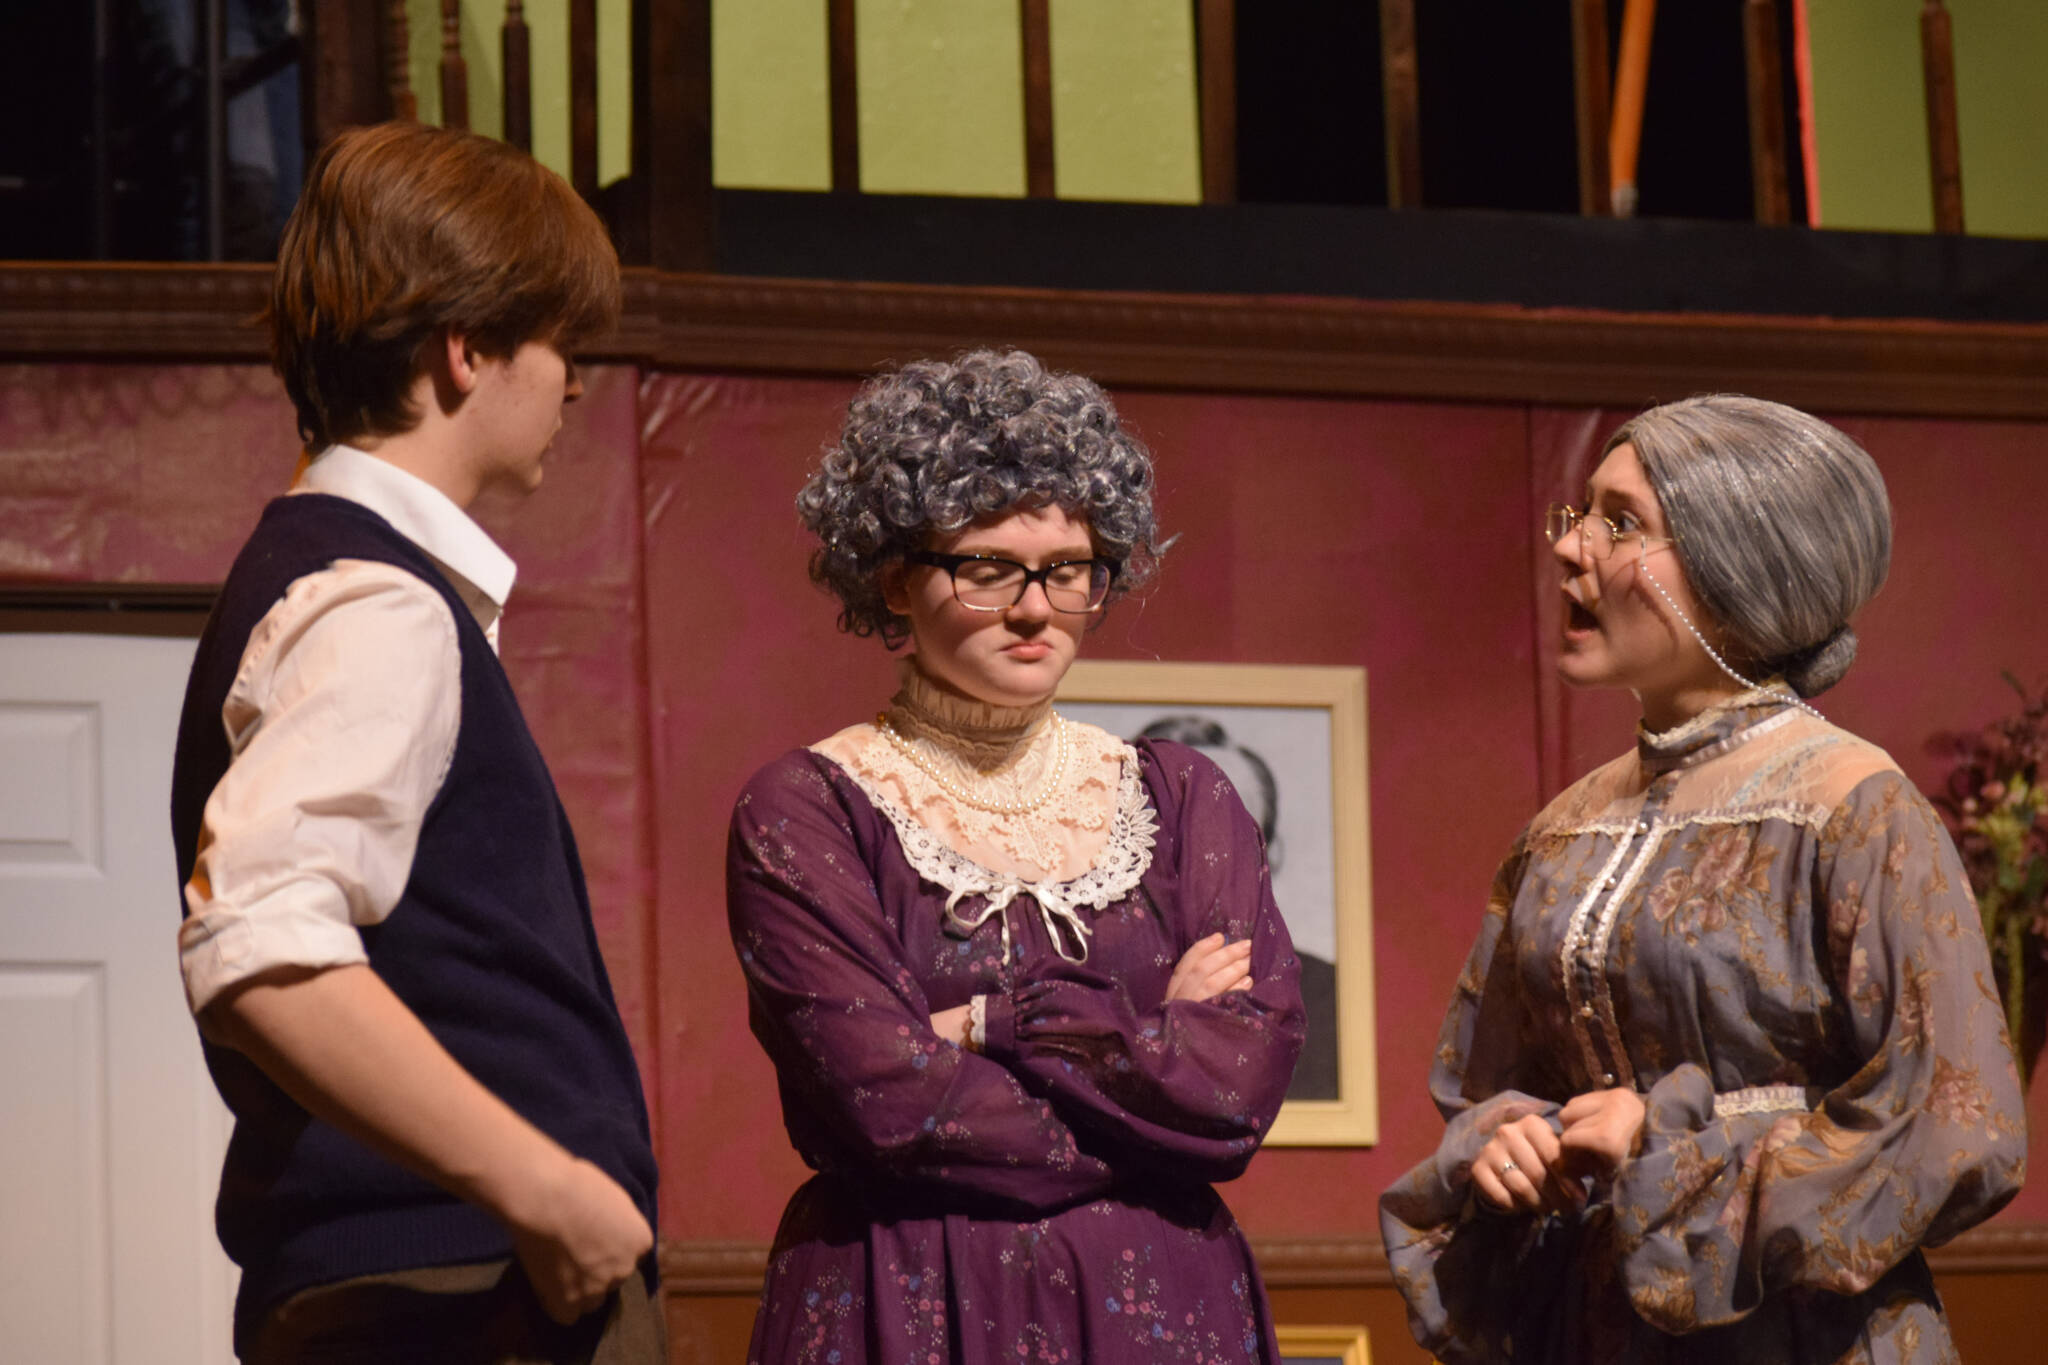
[658, 1223, 2048, 1301]
[6, 263, 2048, 419]
[0, 582, 217, 637]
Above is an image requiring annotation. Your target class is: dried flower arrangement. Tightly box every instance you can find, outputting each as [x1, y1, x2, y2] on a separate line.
[1929, 674, 2048, 1088]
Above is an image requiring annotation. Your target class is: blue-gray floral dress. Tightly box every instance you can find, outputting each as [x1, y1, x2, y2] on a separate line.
[1382, 692, 2027, 1364]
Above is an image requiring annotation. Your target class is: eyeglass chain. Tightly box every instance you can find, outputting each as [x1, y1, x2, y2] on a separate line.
[873, 710, 1073, 816]
[1636, 557, 1826, 722]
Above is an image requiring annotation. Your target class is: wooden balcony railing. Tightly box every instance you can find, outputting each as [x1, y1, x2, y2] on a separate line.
[22, 2, 1977, 269]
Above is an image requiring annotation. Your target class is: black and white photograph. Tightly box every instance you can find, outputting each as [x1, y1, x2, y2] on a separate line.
[1059, 661, 1377, 1145]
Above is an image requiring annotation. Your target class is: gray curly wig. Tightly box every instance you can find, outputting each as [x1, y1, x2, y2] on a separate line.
[1607, 394, 1892, 698]
[798, 349, 1165, 646]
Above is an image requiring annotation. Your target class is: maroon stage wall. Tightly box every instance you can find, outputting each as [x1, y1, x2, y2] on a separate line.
[5, 360, 2045, 1359]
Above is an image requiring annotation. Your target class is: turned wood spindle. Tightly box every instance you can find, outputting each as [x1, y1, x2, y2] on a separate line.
[1569, 0, 1612, 217]
[1742, 0, 1790, 225]
[1195, 0, 1236, 204]
[1380, 0, 1422, 209]
[383, 0, 416, 121]
[1019, 0, 1055, 199]
[439, 0, 467, 131]
[502, 0, 531, 150]
[570, 0, 598, 197]
[826, 0, 858, 193]
[1920, 0, 1965, 233]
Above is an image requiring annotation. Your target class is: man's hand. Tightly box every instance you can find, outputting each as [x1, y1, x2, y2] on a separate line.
[1471, 1112, 1582, 1216]
[505, 1155, 654, 1325]
[1166, 933, 1254, 1003]
[1558, 1086, 1647, 1178]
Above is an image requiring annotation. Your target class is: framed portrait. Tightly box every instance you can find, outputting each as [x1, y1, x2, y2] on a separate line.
[1056, 661, 1377, 1146]
[1275, 1325, 1374, 1365]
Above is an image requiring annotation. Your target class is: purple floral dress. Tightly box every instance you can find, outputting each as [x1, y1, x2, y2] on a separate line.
[1381, 693, 2028, 1364]
[727, 737, 1306, 1365]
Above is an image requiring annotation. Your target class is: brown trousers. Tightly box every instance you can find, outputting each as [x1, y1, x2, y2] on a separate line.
[242, 1257, 665, 1365]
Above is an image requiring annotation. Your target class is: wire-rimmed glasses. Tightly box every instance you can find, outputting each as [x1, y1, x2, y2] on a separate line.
[1544, 503, 1677, 560]
[904, 549, 1119, 613]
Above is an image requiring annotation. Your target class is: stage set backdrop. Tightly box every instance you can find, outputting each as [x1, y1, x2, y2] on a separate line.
[7, 3, 2048, 1360]
[4, 332, 2047, 1360]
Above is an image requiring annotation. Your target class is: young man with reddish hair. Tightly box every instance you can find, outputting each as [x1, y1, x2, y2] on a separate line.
[171, 122, 660, 1363]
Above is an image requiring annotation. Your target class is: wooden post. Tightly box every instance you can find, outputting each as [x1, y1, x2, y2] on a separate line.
[439, 0, 467, 130]
[303, 1, 397, 154]
[201, 0, 225, 258]
[91, 0, 111, 256]
[1379, 0, 1421, 208]
[1742, 0, 1790, 224]
[628, 0, 711, 269]
[1608, 0, 1655, 218]
[1195, 0, 1236, 204]
[1020, 0, 1056, 198]
[1921, 0, 1965, 233]
[384, 0, 416, 121]
[571, 0, 598, 197]
[502, 1, 531, 150]
[1569, 0, 1611, 216]
[827, 0, 859, 192]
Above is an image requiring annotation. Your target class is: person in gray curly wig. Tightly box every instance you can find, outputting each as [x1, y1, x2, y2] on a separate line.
[729, 348, 1306, 1363]
[798, 348, 1164, 647]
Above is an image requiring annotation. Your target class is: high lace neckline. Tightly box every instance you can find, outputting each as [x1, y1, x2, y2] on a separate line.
[808, 657, 1159, 961]
[888, 657, 1055, 769]
[1636, 683, 1804, 774]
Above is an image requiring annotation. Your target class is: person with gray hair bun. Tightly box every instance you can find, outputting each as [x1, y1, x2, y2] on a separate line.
[729, 349, 1306, 1364]
[1383, 394, 2024, 1365]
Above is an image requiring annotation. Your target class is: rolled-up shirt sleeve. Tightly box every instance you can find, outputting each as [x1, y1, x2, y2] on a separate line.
[178, 560, 462, 1018]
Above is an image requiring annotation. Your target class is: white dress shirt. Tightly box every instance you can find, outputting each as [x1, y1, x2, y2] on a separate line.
[177, 446, 518, 1018]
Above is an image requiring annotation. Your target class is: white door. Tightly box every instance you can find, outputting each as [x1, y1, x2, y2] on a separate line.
[0, 633, 236, 1365]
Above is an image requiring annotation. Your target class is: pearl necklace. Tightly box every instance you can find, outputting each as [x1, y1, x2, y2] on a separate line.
[874, 710, 1071, 816]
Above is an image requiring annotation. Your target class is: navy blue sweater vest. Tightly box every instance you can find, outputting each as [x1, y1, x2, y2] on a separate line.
[170, 494, 657, 1345]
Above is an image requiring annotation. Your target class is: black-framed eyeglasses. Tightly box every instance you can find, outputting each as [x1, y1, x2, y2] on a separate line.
[904, 549, 1120, 613]
[1544, 503, 1677, 561]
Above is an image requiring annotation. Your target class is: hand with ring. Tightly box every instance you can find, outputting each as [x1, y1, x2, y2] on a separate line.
[1472, 1112, 1583, 1216]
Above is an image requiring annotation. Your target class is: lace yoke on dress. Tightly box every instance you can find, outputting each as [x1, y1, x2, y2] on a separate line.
[810, 660, 1159, 964]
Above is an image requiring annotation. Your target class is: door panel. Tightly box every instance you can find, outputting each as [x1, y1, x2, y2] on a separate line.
[0, 634, 234, 1365]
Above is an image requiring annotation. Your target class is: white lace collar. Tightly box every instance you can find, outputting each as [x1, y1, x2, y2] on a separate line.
[816, 660, 1159, 963]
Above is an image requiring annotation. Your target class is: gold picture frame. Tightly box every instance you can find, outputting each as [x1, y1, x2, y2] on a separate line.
[1275, 1325, 1374, 1365]
[1056, 660, 1377, 1146]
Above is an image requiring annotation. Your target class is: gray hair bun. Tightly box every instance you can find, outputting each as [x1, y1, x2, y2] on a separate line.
[1773, 624, 1858, 698]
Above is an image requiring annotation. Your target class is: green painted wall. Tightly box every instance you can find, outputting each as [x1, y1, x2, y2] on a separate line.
[1806, 0, 2048, 238]
[709, 0, 1201, 201]
[713, 0, 831, 190]
[854, 0, 1025, 197]
[1949, 0, 2048, 239]
[396, 3, 1203, 204]
[1049, 0, 1200, 203]
[406, 0, 631, 187]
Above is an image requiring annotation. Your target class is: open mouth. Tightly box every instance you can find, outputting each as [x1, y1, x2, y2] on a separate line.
[1565, 599, 1599, 633]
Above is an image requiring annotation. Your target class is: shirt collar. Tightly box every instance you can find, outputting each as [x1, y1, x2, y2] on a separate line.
[295, 445, 518, 608]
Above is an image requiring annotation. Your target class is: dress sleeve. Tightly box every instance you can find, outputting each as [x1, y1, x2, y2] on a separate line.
[727, 753, 1116, 1215]
[977, 744, 1306, 1185]
[1610, 773, 2028, 1334]
[1378, 837, 1570, 1364]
